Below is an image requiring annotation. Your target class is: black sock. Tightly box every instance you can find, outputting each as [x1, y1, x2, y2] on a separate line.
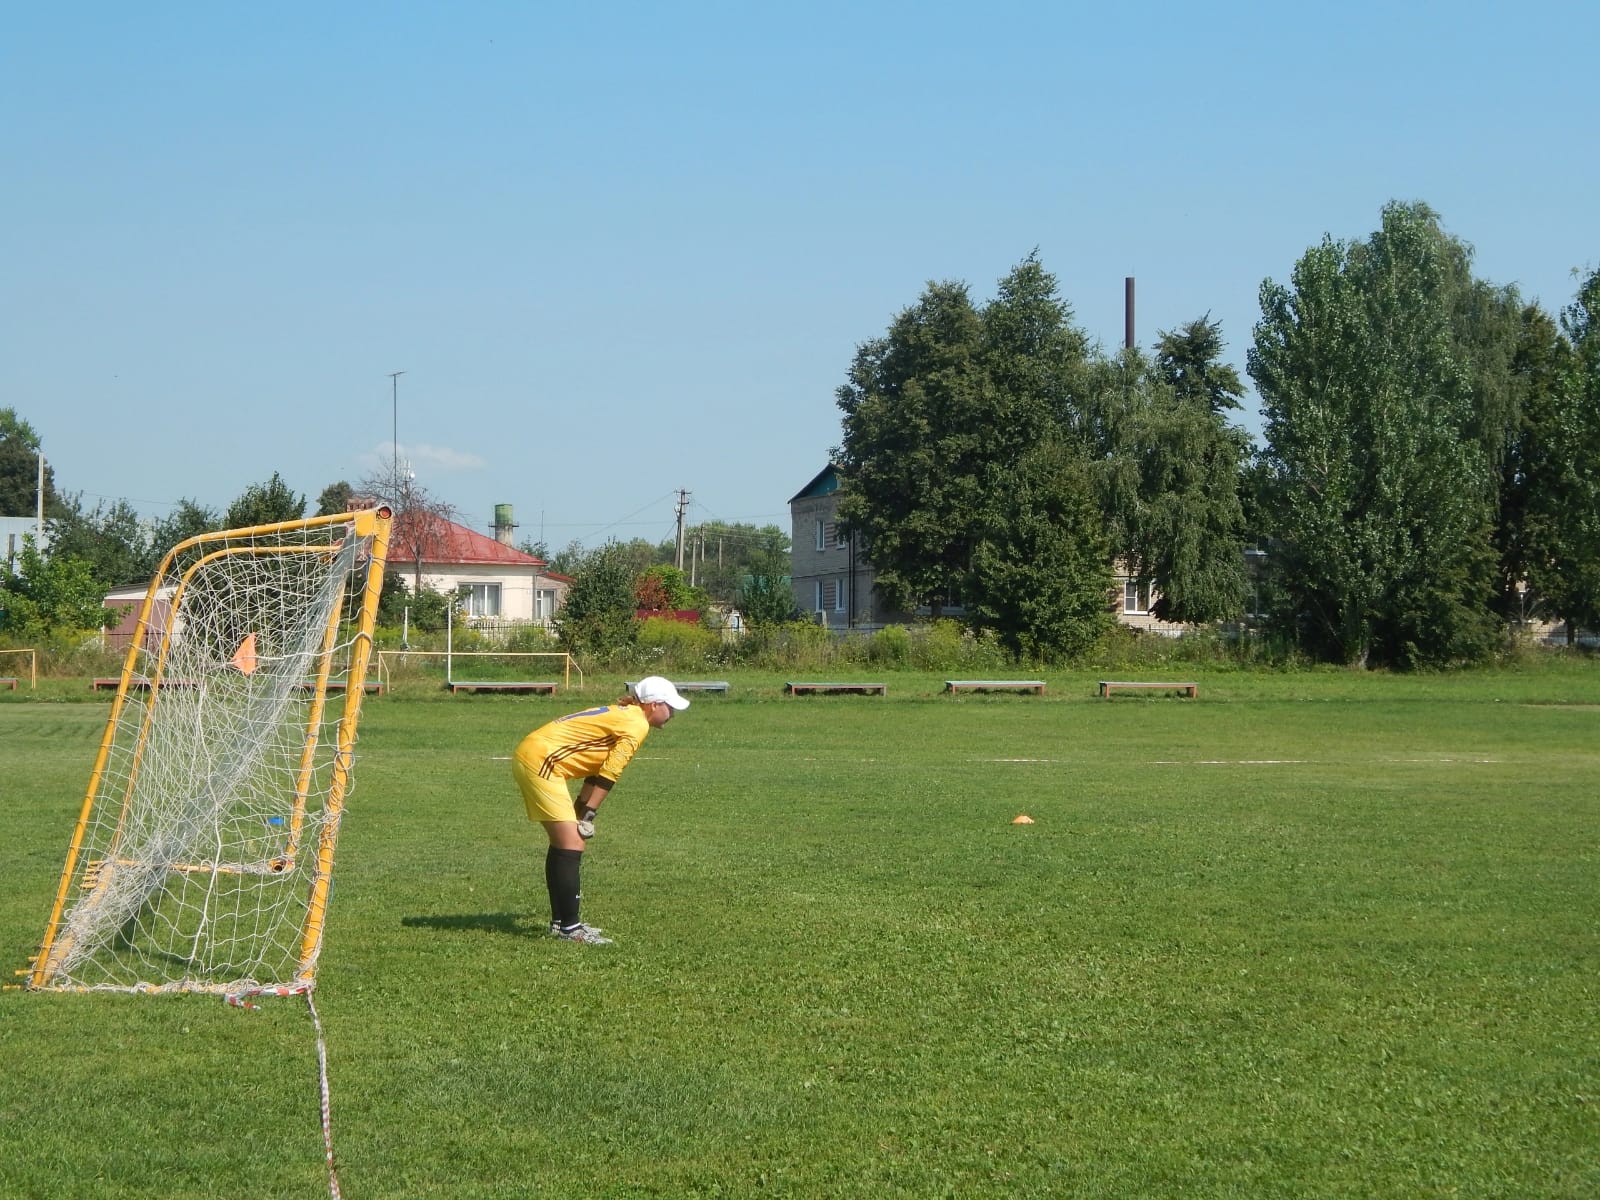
[545, 847, 583, 928]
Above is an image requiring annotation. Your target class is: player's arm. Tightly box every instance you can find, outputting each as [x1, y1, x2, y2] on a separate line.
[574, 776, 613, 838]
[575, 776, 613, 814]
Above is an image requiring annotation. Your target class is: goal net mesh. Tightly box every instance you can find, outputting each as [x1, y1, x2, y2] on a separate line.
[31, 509, 391, 996]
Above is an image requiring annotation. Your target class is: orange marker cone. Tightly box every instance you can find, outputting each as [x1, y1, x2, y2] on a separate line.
[1011, 814, 1035, 825]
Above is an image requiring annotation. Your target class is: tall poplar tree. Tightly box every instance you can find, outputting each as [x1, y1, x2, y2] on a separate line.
[1249, 202, 1502, 667]
[1525, 269, 1600, 636]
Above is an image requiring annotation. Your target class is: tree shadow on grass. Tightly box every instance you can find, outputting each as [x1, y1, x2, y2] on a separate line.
[399, 912, 537, 937]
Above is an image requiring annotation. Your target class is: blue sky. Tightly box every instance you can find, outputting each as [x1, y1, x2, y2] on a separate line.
[4, 2, 1594, 551]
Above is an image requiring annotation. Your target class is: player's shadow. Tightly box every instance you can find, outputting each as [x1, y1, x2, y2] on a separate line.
[400, 912, 535, 937]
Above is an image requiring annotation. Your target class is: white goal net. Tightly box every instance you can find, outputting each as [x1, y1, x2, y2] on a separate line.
[30, 508, 392, 996]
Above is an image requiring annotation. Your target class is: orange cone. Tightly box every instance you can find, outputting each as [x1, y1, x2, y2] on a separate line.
[1011, 814, 1035, 825]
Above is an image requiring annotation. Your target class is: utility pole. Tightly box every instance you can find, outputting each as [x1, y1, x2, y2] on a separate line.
[388, 371, 406, 490]
[674, 489, 690, 570]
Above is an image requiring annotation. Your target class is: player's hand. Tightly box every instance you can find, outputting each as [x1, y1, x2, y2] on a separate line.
[577, 808, 597, 840]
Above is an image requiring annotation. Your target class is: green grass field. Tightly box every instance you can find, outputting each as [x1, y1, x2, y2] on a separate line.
[4, 666, 1598, 1198]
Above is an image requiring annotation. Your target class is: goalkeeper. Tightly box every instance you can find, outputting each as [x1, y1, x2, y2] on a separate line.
[511, 675, 691, 944]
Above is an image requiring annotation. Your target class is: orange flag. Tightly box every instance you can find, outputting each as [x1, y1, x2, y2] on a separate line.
[230, 633, 258, 675]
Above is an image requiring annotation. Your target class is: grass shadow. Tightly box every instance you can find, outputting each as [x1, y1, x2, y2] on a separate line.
[399, 911, 537, 937]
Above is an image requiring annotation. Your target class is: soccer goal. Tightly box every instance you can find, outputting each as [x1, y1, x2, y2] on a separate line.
[28, 507, 393, 997]
[439, 605, 581, 693]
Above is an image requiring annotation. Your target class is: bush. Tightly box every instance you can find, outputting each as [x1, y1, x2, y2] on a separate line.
[909, 620, 1012, 673]
[634, 617, 720, 670]
[868, 624, 912, 665]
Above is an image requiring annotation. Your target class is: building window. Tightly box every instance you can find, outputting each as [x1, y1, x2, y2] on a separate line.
[1123, 579, 1151, 615]
[533, 588, 557, 620]
[834, 578, 847, 613]
[833, 524, 849, 550]
[464, 582, 502, 618]
[815, 520, 825, 551]
[814, 580, 824, 612]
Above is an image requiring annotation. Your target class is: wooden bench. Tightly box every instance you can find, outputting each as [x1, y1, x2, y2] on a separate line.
[626, 680, 730, 693]
[785, 681, 888, 696]
[945, 679, 1046, 695]
[1098, 680, 1199, 699]
[0, 677, 16, 691]
[92, 677, 200, 691]
[295, 680, 384, 695]
[448, 680, 559, 695]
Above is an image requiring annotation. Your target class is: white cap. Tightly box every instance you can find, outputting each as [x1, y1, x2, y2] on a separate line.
[633, 675, 690, 711]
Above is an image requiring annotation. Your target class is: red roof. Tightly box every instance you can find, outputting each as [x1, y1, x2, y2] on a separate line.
[390, 516, 548, 568]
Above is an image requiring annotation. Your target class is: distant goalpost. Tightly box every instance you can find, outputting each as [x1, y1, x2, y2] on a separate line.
[439, 605, 581, 693]
[28, 508, 393, 998]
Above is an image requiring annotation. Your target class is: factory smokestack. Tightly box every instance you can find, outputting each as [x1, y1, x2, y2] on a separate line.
[1124, 277, 1135, 350]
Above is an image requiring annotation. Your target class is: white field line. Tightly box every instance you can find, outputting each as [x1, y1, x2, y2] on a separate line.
[978, 757, 1505, 766]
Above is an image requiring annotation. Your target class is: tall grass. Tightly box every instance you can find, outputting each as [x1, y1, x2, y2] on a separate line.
[3, 665, 1598, 1197]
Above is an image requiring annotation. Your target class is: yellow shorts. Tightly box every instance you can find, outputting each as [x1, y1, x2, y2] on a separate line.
[511, 746, 577, 823]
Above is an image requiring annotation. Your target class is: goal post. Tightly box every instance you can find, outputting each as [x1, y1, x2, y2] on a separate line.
[28, 507, 393, 995]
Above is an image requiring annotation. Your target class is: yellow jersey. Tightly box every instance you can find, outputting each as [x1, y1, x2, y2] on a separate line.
[515, 703, 652, 784]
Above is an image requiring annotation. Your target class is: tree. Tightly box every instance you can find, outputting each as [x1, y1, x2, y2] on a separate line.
[835, 279, 989, 613]
[1123, 318, 1252, 623]
[0, 409, 60, 518]
[147, 499, 222, 565]
[1523, 268, 1600, 636]
[1154, 315, 1246, 414]
[316, 481, 355, 517]
[553, 541, 639, 660]
[966, 443, 1111, 658]
[674, 521, 792, 606]
[225, 472, 306, 529]
[1249, 202, 1502, 667]
[835, 256, 1091, 622]
[737, 530, 798, 627]
[45, 495, 155, 588]
[0, 535, 115, 639]
[1492, 303, 1569, 626]
[635, 564, 701, 611]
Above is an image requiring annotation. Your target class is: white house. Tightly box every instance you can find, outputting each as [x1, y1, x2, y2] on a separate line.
[389, 511, 570, 627]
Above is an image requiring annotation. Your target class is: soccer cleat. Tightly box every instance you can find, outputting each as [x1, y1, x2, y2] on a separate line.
[549, 920, 603, 936]
[552, 922, 613, 945]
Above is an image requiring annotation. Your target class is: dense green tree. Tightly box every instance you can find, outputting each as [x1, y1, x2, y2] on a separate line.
[1121, 318, 1251, 623]
[0, 535, 115, 638]
[147, 499, 222, 564]
[316, 481, 355, 517]
[1154, 315, 1245, 414]
[1523, 268, 1600, 636]
[966, 443, 1111, 658]
[1492, 303, 1569, 626]
[737, 531, 798, 627]
[834, 279, 989, 613]
[835, 257, 1092, 632]
[1249, 202, 1502, 667]
[225, 472, 306, 529]
[674, 521, 793, 606]
[553, 541, 639, 660]
[45, 495, 155, 588]
[0, 409, 60, 517]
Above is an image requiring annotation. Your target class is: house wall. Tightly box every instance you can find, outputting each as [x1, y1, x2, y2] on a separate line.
[409, 565, 566, 625]
[1, 516, 49, 571]
[789, 496, 883, 629]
